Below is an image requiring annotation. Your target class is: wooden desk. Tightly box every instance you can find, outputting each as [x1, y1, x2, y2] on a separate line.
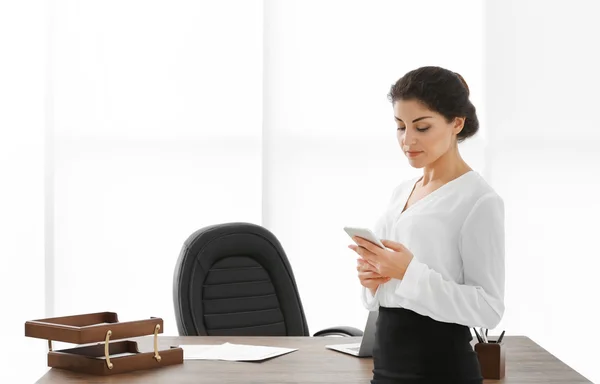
[36, 336, 591, 383]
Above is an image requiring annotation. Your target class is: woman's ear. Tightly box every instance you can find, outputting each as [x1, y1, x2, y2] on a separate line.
[453, 117, 466, 135]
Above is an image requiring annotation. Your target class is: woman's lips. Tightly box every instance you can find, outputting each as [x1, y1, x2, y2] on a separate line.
[406, 151, 423, 158]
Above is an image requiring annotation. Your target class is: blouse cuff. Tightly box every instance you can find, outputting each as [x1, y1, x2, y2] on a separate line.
[361, 285, 381, 311]
[395, 257, 427, 300]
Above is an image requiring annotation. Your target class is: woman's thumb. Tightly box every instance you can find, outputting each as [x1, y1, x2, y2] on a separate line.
[381, 239, 405, 251]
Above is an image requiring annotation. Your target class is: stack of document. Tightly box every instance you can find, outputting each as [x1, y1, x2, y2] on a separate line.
[181, 342, 297, 362]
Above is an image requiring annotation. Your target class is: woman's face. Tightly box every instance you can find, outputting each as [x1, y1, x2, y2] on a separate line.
[393, 99, 464, 169]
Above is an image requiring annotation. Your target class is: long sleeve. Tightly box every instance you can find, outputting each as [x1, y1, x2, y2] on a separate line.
[394, 192, 506, 329]
[359, 185, 402, 311]
[361, 285, 381, 311]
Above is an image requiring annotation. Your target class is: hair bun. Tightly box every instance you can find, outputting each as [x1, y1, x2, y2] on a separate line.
[454, 72, 470, 95]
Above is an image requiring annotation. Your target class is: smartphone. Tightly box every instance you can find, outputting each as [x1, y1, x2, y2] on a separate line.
[343, 226, 385, 249]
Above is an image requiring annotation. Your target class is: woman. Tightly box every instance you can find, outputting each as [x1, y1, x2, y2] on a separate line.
[348, 66, 505, 384]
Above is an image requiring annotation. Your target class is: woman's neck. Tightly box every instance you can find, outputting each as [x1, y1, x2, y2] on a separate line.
[420, 145, 471, 187]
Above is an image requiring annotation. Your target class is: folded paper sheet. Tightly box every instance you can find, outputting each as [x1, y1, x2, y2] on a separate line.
[182, 342, 297, 361]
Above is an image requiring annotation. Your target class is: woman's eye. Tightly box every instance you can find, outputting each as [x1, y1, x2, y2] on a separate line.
[397, 126, 429, 132]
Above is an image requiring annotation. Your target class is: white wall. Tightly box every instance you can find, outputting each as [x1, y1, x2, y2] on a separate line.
[0, 1, 47, 382]
[485, 1, 600, 382]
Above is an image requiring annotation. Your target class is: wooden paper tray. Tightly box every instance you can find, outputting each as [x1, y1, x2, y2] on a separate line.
[25, 311, 183, 375]
[25, 311, 163, 344]
[48, 340, 183, 375]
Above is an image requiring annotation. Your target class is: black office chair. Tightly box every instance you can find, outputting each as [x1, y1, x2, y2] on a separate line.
[173, 222, 363, 337]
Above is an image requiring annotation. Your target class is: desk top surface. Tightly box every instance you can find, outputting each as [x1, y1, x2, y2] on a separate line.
[36, 335, 591, 383]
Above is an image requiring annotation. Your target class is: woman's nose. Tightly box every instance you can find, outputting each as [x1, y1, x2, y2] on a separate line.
[403, 132, 417, 146]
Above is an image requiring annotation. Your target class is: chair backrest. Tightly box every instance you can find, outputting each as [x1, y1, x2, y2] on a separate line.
[173, 222, 310, 336]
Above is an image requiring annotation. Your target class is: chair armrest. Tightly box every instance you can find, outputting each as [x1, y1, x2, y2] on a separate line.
[313, 326, 364, 337]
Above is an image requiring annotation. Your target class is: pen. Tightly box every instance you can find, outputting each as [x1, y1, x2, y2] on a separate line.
[497, 330, 505, 343]
[473, 328, 483, 343]
[479, 327, 488, 343]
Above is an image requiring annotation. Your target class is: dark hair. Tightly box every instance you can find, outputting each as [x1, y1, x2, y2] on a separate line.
[387, 66, 479, 143]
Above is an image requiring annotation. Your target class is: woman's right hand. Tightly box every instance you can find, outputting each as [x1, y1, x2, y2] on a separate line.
[357, 258, 391, 295]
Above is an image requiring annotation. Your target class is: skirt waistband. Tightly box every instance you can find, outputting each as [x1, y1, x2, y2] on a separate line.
[376, 306, 474, 346]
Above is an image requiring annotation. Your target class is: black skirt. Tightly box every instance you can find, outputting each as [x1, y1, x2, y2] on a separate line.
[371, 306, 483, 384]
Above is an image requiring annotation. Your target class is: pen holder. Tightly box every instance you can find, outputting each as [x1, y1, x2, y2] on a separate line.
[474, 341, 505, 380]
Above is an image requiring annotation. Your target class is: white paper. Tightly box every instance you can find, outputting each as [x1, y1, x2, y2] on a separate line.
[97, 352, 138, 360]
[182, 342, 297, 361]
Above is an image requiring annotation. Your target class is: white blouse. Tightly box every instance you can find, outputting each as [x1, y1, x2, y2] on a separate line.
[361, 170, 505, 330]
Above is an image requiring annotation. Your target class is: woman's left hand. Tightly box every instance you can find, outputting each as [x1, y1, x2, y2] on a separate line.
[348, 237, 414, 280]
